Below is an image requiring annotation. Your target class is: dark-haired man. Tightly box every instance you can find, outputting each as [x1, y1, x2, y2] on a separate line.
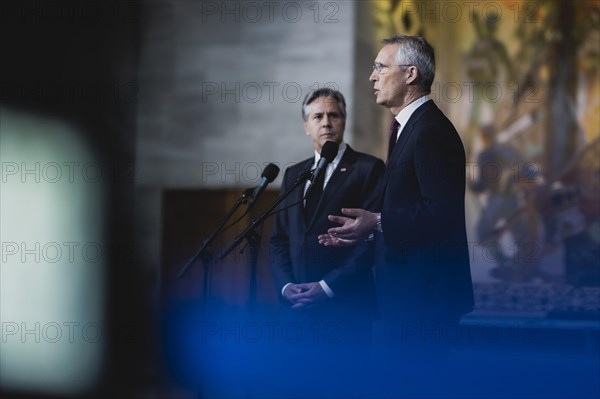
[270, 88, 384, 347]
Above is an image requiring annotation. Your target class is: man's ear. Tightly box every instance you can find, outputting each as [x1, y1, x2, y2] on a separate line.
[406, 66, 419, 85]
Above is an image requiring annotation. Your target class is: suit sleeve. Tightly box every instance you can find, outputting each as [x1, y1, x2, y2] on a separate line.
[269, 168, 296, 294]
[382, 121, 466, 244]
[321, 158, 385, 295]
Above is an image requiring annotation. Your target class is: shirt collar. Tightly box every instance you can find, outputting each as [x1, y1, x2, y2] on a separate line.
[395, 95, 430, 128]
[313, 142, 347, 167]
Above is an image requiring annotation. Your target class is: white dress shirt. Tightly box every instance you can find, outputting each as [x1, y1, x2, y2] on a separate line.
[303, 142, 347, 201]
[392, 95, 431, 142]
[281, 142, 347, 299]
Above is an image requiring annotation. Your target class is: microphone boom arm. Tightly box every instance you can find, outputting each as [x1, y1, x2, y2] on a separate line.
[177, 187, 254, 279]
[214, 170, 311, 263]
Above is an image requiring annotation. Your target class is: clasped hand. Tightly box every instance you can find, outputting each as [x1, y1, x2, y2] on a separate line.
[283, 282, 328, 309]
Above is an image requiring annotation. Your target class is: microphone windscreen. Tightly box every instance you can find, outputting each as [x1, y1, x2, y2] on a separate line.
[320, 141, 339, 163]
[262, 163, 280, 183]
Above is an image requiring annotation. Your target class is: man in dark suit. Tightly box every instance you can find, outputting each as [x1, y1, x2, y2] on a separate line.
[318, 36, 474, 368]
[269, 88, 385, 347]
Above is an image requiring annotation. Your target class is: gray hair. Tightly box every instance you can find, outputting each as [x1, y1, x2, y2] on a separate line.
[301, 88, 347, 122]
[382, 35, 436, 93]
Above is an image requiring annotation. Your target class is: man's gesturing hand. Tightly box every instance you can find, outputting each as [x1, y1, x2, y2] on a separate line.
[318, 208, 379, 246]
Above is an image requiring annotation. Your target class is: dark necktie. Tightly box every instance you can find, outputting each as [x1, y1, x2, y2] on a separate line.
[304, 167, 325, 223]
[387, 118, 400, 161]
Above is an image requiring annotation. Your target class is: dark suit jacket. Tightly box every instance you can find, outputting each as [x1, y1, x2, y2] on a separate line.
[270, 145, 385, 320]
[376, 100, 474, 322]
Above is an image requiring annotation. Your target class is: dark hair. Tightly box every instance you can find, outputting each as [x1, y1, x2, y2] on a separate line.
[382, 35, 436, 93]
[301, 88, 347, 121]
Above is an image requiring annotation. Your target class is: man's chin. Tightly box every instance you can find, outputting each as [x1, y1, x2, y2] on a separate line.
[321, 136, 339, 144]
[375, 98, 387, 106]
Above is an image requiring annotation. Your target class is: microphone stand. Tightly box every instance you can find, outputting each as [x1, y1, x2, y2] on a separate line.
[177, 188, 255, 305]
[214, 170, 311, 307]
[246, 229, 261, 308]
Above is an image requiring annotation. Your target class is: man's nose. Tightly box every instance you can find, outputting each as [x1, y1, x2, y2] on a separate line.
[369, 71, 377, 81]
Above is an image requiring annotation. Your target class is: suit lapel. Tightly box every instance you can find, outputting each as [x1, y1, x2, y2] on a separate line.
[387, 123, 414, 167]
[290, 158, 313, 230]
[384, 100, 435, 187]
[306, 146, 355, 230]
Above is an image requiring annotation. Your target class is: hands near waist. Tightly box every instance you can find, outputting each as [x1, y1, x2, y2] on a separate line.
[283, 282, 329, 309]
[317, 208, 379, 247]
[284, 209, 379, 308]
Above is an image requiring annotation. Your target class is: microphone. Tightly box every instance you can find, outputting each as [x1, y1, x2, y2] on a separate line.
[306, 140, 339, 193]
[247, 163, 280, 209]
